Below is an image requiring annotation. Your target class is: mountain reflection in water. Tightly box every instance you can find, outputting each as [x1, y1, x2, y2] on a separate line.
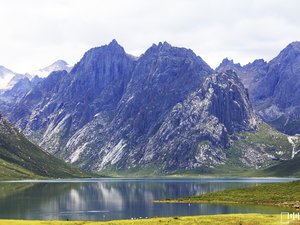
[0, 178, 292, 220]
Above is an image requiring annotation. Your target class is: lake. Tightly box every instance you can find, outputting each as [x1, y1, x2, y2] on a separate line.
[0, 178, 295, 221]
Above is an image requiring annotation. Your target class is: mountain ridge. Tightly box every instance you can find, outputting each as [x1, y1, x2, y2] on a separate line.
[1, 40, 299, 176]
[217, 41, 300, 135]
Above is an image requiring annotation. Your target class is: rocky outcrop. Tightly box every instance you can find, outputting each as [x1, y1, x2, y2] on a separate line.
[216, 58, 268, 103]
[136, 71, 257, 172]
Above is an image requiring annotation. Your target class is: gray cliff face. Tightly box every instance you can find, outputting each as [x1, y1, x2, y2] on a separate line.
[216, 58, 268, 103]
[4, 41, 272, 173]
[10, 40, 136, 157]
[63, 41, 214, 172]
[254, 42, 300, 131]
[137, 71, 257, 172]
[217, 42, 300, 135]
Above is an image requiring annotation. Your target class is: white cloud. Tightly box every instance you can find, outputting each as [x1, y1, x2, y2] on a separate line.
[0, 0, 299, 72]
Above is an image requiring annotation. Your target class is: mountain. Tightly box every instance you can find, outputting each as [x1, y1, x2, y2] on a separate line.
[216, 58, 268, 102]
[0, 114, 88, 180]
[254, 42, 300, 135]
[28, 60, 72, 78]
[217, 42, 300, 135]
[0, 66, 19, 90]
[4, 40, 295, 175]
[9, 40, 136, 158]
[0, 75, 43, 122]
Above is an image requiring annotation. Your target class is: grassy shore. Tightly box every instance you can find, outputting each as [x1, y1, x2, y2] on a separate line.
[0, 214, 288, 225]
[160, 180, 300, 208]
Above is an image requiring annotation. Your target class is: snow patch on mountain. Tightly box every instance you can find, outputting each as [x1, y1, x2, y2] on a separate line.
[28, 60, 72, 78]
[0, 66, 18, 89]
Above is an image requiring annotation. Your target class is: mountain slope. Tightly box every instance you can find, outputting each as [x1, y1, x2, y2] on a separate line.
[4, 40, 296, 175]
[262, 142, 300, 177]
[254, 42, 300, 135]
[9, 40, 136, 158]
[0, 114, 87, 179]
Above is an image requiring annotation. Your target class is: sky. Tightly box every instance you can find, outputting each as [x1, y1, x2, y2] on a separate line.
[0, 0, 300, 73]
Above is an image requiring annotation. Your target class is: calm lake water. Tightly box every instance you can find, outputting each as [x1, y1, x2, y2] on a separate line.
[0, 178, 296, 221]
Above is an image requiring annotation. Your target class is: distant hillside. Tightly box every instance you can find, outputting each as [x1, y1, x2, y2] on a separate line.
[262, 152, 300, 177]
[0, 114, 88, 180]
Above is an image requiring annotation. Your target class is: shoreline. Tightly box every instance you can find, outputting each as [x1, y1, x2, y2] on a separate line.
[0, 214, 285, 225]
[158, 180, 300, 210]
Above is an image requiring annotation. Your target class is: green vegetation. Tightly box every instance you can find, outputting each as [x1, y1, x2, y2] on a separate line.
[263, 153, 300, 177]
[0, 117, 90, 180]
[98, 164, 165, 177]
[0, 158, 42, 180]
[162, 180, 300, 208]
[0, 182, 34, 199]
[0, 214, 286, 225]
[211, 122, 298, 177]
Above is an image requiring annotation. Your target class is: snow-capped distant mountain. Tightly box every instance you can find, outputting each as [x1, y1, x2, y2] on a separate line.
[28, 60, 72, 78]
[0, 66, 18, 89]
[6, 74, 33, 89]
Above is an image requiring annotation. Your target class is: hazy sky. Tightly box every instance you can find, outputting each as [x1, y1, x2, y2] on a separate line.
[0, 0, 300, 73]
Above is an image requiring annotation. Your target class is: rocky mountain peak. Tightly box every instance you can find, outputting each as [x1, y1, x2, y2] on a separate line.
[108, 39, 122, 48]
[72, 40, 129, 74]
[147, 41, 185, 54]
[272, 41, 300, 64]
[157, 41, 172, 49]
[244, 59, 267, 69]
[204, 70, 257, 134]
[216, 58, 241, 72]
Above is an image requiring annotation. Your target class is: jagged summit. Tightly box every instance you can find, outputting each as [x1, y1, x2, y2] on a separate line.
[244, 59, 267, 68]
[149, 41, 189, 53]
[216, 58, 241, 71]
[74, 40, 127, 69]
[108, 39, 121, 47]
[157, 41, 172, 48]
[104, 39, 124, 50]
